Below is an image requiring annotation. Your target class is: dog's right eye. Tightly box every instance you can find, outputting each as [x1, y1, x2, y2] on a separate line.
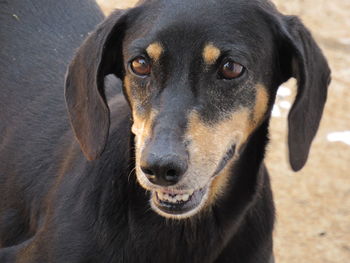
[130, 56, 151, 77]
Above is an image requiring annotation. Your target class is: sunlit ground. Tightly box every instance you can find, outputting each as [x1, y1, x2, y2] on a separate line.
[97, 1, 350, 262]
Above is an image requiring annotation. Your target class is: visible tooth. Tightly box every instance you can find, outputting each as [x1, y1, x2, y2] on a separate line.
[157, 191, 164, 199]
[182, 194, 189, 201]
[157, 191, 193, 203]
[166, 194, 172, 202]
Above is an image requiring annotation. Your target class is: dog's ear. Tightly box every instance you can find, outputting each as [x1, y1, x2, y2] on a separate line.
[276, 16, 331, 171]
[65, 9, 130, 161]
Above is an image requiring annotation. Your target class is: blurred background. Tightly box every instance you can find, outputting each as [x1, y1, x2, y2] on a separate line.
[97, 1, 350, 262]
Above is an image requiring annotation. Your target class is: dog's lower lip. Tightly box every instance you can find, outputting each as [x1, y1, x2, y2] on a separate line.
[153, 188, 206, 215]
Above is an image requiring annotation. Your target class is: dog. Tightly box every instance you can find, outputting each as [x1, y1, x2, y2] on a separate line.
[0, 0, 330, 262]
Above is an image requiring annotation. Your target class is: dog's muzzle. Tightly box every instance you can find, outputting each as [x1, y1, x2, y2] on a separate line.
[140, 142, 238, 218]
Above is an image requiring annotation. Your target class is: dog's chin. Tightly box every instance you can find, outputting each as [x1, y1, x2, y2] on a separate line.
[149, 186, 210, 219]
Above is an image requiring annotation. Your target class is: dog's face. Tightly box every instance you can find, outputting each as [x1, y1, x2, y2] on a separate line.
[65, 0, 330, 219]
[121, 3, 276, 218]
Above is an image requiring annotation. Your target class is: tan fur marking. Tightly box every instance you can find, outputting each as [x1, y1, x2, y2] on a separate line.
[132, 109, 158, 143]
[185, 109, 253, 204]
[123, 75, 133, 102]
[146, 42, 163, 61]
[125, 73, 160, 192]
[208, 162, 233, 203]
[133, 109, 160, 191]
[187, 109, 252, 157]
[202, 44, 221, 65]
[253, 84, 269, 124]
[205, 85, 268, 203]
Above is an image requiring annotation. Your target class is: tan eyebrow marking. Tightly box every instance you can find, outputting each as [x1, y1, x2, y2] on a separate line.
[202, 43, 221, 65]
[146, 42, 164, 61]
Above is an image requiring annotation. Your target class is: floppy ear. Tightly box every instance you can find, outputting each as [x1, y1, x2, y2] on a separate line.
[65, 9, 129, 161]
[276, 16, 331, 171]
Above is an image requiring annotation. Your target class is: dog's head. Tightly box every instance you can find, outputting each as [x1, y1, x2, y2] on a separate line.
[65, 0, 330, 219]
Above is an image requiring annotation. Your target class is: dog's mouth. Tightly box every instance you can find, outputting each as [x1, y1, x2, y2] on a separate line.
[146, 144, 238, 218]
[151, 187, 209, 218]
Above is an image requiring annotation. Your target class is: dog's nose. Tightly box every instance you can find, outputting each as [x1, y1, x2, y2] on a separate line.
[140, 152, 188, 186]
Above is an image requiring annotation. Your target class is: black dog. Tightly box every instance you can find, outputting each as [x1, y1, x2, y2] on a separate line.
[0, 0, 330, 262]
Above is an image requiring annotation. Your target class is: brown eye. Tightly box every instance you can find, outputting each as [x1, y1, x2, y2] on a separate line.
[130, 56, 151, 76]
[219, 60, 244, 79]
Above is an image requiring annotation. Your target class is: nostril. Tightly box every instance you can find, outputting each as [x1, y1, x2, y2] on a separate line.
[141, 166, 155, 176]
[165, 169, 178, 181]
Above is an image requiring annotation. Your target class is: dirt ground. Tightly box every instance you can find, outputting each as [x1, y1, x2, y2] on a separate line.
[97, 1, 350, 262]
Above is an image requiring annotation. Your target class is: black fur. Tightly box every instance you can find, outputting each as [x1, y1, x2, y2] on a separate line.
[0, 0, 330, 262]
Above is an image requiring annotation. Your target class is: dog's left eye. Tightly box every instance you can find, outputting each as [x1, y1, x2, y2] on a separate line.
[218, 60, 245, 80]
[130, 56, 151, 77]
